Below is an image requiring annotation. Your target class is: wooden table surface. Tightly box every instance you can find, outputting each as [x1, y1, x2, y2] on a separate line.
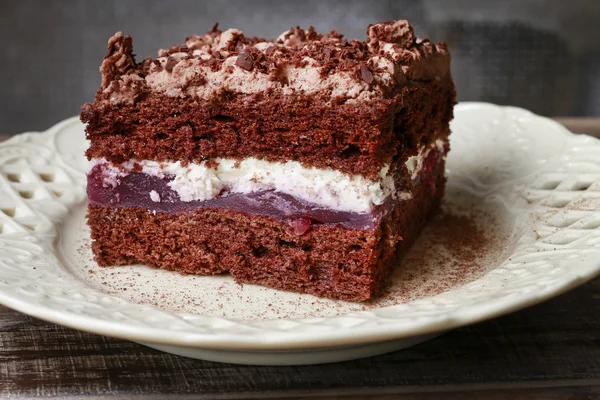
[1, 119, 599, 399]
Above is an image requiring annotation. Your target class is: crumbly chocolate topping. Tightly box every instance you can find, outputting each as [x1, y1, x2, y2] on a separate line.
[100, 32, 136, 90]
[93, 20, 451, 105]
[367, 20, 415, 48]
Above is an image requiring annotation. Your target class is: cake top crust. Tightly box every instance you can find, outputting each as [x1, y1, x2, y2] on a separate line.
[96, 20, 450, 106]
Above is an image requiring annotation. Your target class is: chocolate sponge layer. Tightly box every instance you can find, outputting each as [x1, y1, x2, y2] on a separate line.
[82, 79, 454, 179]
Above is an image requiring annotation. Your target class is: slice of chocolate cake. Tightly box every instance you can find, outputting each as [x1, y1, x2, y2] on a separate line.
[81, 20, 455, 301]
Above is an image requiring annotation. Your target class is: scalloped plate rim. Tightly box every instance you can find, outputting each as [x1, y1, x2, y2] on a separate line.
[0, 265, 596, 350]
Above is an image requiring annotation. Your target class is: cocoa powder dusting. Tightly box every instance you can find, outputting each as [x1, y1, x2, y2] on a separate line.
[430, 211, 487, 264]
[363, 201, 508, 309]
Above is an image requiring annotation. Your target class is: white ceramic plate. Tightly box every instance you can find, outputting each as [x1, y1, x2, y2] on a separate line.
[1, 102, 599, 365]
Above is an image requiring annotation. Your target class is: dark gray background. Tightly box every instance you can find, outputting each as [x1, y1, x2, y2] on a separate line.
[2, 0, 599, 134]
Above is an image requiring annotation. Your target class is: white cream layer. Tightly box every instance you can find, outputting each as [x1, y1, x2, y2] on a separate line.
[92, 157, 399, 213]
[91, 139, 446, 213]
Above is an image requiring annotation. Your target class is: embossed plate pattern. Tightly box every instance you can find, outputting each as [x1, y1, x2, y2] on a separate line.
[0, 103, 599, 362]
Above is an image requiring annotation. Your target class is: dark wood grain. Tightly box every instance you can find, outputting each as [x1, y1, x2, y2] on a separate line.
[0, 119, 599, 399]
[555, 118, 600, 137]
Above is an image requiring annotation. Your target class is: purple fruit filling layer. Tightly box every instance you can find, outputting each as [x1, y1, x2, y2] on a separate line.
[87, 149, 443, 232]
[87, 167, 394, 231]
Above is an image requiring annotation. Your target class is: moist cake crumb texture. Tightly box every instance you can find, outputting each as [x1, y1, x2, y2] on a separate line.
[82, 19, 456, 301]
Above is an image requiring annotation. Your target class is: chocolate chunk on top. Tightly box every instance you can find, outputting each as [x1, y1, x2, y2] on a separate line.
[360, 63, 374, 84]
[235, 51, 254, 71]
[265, 46, 277, 56]
[165, 56, 178, 73]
